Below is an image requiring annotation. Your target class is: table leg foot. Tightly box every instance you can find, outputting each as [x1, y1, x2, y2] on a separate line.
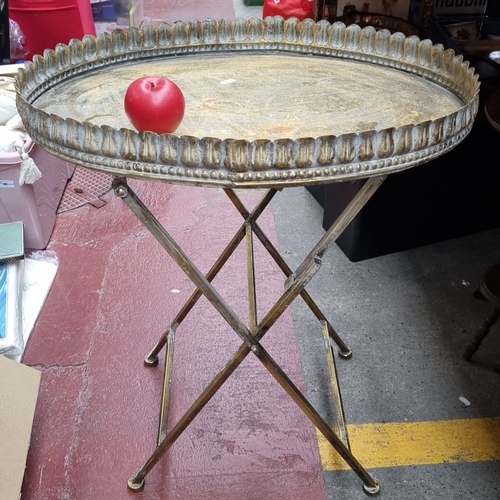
[338, 348, 353, 359]
[144, 354, 159, 367]
[363, 480, 381, 496]
[127, 476, 145, 492]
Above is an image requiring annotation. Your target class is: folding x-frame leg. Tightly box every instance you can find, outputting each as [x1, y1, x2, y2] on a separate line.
[112, 175, 386, 495]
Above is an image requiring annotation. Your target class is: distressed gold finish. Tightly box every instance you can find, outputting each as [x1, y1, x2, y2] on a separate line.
[117, 176, 386, 495]
[16, 18, 478, 188]
[17, 17, 480, 498]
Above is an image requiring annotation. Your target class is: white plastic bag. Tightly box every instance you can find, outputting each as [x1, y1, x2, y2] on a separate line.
[9, 19, 29, 62]
[0, 126, 42, 184]
[0, 88, 18, 124]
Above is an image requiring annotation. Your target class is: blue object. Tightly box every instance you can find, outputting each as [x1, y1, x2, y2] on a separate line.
[0, 263, 7, 339]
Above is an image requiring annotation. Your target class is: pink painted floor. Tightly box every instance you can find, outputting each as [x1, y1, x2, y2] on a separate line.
[21, 178, 329, 499]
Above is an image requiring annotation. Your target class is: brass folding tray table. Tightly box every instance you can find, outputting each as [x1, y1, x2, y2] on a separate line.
[16, 17, 479, 495]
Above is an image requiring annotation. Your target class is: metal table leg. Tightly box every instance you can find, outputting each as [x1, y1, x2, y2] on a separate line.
[112, 175, 386, 495]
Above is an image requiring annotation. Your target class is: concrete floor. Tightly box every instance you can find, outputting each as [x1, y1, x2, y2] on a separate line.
[272, 188, 500, 500]
[19, 1, 500, 499]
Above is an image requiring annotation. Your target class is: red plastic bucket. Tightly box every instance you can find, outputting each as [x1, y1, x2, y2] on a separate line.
[9, 0, 96, 60]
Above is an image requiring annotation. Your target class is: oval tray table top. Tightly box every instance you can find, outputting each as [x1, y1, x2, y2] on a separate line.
[16, 17, 480, 188]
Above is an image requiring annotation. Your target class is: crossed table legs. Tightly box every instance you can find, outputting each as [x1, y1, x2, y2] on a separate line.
[112, 174, 386, 495]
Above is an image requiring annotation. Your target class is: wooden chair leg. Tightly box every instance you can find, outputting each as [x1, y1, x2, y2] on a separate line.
[463, 306, 500, 361]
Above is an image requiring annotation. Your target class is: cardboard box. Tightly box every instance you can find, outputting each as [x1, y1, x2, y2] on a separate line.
[0, 355, 40, 500]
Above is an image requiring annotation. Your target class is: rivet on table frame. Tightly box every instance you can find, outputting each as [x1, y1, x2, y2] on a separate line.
[114, 186, 128, 198]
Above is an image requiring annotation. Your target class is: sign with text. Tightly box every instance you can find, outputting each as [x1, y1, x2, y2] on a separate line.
[434, 0, 488, 15]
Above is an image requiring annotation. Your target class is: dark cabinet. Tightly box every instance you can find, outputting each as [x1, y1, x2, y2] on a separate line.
[309, 97, 500, 261]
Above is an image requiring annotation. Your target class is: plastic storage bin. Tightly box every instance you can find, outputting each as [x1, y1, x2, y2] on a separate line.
[9, 0, 96, 60]
[0, 136, 75, 249]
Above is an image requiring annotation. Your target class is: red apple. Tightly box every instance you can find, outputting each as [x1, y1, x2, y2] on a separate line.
[124, 77, 185, 134]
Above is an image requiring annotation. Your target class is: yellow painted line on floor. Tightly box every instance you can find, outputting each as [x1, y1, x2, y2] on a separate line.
[318, 417, 500, 470]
